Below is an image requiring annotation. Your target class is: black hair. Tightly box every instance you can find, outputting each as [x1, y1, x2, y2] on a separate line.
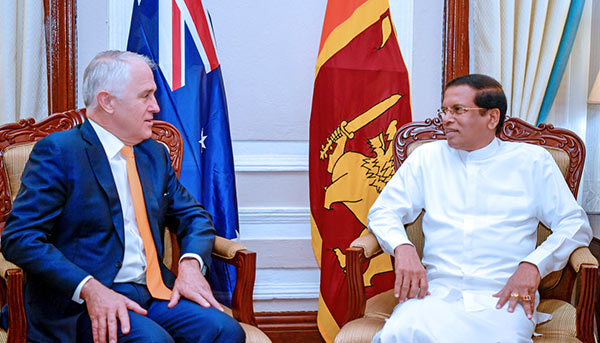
[445, 74, 507, 134]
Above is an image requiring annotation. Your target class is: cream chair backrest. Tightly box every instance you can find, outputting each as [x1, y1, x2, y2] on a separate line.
[0, 110, 86, 225]
[2, 143, 36, 202]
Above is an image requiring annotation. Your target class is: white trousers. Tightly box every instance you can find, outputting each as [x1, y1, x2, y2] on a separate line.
[372, 291, 536, 343]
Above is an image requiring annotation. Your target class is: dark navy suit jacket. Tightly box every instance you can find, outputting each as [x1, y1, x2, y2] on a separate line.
[1, 120, 215, 342]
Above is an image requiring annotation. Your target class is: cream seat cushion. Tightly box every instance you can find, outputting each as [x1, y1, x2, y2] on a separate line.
[335, 291, 581, 343]
[223, 307, 272, 343]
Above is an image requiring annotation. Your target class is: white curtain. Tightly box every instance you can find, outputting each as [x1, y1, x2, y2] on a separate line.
[469, 0, 571, 124]
[544, 0, 592, 209]
[586, 0, 600, 215]
[0, 0, 48, 124]
[472, 0, 600, 221]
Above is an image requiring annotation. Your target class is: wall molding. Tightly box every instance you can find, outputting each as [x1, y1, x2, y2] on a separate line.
[232, 140, 308, 172]
[234, 155, 308, 172]
[239, 207, 311, 239]
[239, 207, 317, 304]
[239, 207, 310, 225]
[254, 282, 319, 300]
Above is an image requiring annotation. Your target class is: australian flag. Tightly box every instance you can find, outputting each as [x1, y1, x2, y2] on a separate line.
[127, 0, 238, 305]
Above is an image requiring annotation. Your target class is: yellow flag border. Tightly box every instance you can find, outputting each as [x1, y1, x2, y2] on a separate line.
[317, 292, 341, 343]
[316, 0, 389, 77]
[310, 213, 323, 267]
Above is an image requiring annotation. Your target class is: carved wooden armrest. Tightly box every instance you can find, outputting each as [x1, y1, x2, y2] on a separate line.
[568, 246, 598, 271]
[211, 236, 257, 326]
[212, 236, 246, 260]
[0, 252, 21, 305]
[568, 247, 598, 343]
[343, 232, 385, 325]
[0, 253, 27, 343]
[0, 255, 21, 280]
[349, 232, 383, 259]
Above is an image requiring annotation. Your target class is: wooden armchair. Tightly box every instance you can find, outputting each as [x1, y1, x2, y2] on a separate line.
[335, 117, 598, 343]
[0, 109, 270, 343]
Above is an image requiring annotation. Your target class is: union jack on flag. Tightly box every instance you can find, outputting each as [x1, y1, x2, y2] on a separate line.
[128, 0, 239, 304]
[156, 0, 219, 90]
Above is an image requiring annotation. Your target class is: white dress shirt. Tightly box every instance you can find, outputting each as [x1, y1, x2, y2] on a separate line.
[72, 120, 203, 303]
[368, 138, 592, 313]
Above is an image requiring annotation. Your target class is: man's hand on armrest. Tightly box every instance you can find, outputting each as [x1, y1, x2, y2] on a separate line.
[393, 244, 429, 302]
[167, 258, 224, 312]
[80, 278, 147, 343]
[493, 262, 541, 320]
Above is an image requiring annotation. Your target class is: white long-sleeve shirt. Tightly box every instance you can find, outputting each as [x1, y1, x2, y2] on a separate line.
[72, 120, 204, 303]
[368, 138, 591, 311]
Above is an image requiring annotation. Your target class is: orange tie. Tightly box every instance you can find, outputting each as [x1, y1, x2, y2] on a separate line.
[121, 145, 172, 300]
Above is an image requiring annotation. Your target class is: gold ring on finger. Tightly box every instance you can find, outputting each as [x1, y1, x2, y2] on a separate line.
[521, 294, 532, 302]
[510, 292, 520, 298]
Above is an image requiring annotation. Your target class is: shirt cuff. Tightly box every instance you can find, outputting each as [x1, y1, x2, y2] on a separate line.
[179, 253, 207, 275]
[522, 248, 550, 278]
[72, 275, 93, 304]
[375, 232, 413, 256]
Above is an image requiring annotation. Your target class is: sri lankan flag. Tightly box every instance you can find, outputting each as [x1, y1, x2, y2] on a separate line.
[309, 0, 412, 340]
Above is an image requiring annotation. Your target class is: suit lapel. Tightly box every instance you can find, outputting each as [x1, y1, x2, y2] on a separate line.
[133, 144, 164, 256]
[81, 121, 125, 245]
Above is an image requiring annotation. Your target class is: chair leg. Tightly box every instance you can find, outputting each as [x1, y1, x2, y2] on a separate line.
[6, 269, 26, 343]
[596, 270, 600, 340]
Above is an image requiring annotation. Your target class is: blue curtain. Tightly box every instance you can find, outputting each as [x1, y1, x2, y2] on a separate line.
[536, 0, 586, 125]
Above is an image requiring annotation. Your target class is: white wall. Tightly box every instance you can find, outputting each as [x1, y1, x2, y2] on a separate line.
[77, 1, 108, 106]
[77, 0, 444, 312]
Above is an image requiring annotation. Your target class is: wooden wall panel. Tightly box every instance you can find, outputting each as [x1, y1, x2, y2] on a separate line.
[443, 0, 469, 88]
[44, 0, 77, 115]
[256, 311, 324, 343]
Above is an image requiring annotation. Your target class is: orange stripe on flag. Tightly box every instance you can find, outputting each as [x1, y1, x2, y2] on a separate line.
[318, 0, 369, 53]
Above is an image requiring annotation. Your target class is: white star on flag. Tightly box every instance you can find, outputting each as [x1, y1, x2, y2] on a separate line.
[199, 128, 207, 150]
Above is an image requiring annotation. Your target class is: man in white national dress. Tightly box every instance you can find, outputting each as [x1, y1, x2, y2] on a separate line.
[368, 74, 592, 343]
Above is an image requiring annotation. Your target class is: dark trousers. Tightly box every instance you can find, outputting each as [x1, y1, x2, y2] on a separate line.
[76, 283, 245, 343]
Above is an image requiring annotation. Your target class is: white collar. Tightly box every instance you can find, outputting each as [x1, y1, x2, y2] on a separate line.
[455, 137, 500, 163]
[88, 119, 126, 159]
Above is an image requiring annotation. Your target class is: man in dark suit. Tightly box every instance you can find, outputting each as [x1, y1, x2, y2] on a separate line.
[1, 51, 245, 343]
